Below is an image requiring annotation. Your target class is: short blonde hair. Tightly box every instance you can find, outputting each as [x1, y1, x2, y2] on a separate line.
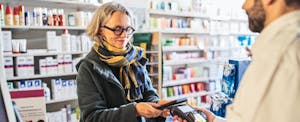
[86, 2, 132, 42]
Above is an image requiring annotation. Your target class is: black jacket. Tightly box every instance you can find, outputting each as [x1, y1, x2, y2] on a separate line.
[76, 49, 161, 122]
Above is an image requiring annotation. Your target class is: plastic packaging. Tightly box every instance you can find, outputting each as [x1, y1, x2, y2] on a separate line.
[12, 39, 20, 53]
[43, 83, 51, 101]
[19, 39, 27, 53]
[61, 29, 71, 52]
[19, 5, 25, 26]
[0, 4, 4, 25]
[5, 5, 13, 26]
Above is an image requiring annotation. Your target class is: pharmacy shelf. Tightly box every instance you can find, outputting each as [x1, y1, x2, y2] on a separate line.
[3, 51, 89, 57]
[2, 26, 86, 30]
[163, 46, 202, 52]
[164, 58, 210, 65]
[46, 97, 78, 104]
[0, 0, 101, 10]
[141, 29, 210, 34]
[163, 77, 220, 87]
[210, 17, 248, 22]
[7, 72, 77, 81]
[166, 91, 219, 100]
[149, 9, 209, 19]
[207, 47, 241, 51]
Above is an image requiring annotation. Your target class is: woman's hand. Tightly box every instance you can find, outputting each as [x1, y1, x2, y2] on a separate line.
[157, 100, 171, 118]
[173, 107, 215, 122]
[135, 102, 162, 118]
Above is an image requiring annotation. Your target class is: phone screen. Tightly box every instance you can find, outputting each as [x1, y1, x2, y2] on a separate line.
[178, 105, 194, 113]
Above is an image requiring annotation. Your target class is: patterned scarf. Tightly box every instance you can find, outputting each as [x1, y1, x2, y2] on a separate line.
[93, 40, 147, 102]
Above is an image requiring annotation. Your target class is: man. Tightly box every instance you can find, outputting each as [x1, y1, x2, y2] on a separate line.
[175, 0, 300, 121]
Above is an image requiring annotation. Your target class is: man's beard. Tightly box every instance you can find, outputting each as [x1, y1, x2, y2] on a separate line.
[246, 0, 266, 33]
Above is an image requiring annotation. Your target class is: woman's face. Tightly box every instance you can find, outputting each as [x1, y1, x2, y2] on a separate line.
[100, 11, 133, 49]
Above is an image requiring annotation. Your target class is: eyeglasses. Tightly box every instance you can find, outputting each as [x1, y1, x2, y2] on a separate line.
[102, 26, 135, 36]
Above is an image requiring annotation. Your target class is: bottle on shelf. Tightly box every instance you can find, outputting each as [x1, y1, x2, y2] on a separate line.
[61, 29, 71, 52]
[43, 83, 51, 102]
[0, 4, 5, 25]
[5, 5, 13, 26]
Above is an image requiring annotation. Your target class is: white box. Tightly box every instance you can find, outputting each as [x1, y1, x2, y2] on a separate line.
[64, 55, 72, 73]
[16, 56, 27, 77]
[56, 36, 62, 52]
[16, 81, 27, 89]
[46, 31, 57, 52]
[80, 35, 89, 51]
[2, 31, 12, 52]
[26, 56, 34, 76]
[4, 57, 14, 78]
[67, 80, 74, 97]
[57, 55, 64, 73]
[51, 59, 58, 74]
[51, 79, 62, 100]
[26, 80, 34, 89]
[61, 80, 67, 99]
[71, 35, 77, 51]
[46, 57, 53, 74]
[33, 79, 42, 88]
[39, 59, 47, 75]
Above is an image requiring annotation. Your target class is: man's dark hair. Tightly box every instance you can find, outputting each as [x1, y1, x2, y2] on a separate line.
[285, 0, 300, 6]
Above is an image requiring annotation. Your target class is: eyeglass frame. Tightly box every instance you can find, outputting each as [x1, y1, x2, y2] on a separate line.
[102, 25, 135, 36]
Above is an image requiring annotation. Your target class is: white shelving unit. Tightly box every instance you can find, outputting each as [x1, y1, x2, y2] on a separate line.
[163, 77, 220, 87]
[166, 91, 220, 100]
[0, 26, 16, 122]
[149, 9, 209, 19]
[164, 58, 210, 66]
[0, 0, 101, 10]
[2, 26, 86, 30]
[148, 28, 210, 34]
[163, 46, 202, 52]
[4, 51, 89, 57]
[6, 72, 78, 81]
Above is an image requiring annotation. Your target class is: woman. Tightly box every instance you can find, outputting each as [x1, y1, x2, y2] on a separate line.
[76, 2, 169, 122]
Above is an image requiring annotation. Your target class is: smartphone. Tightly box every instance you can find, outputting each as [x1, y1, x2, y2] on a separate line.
[156, 98, 187, 110]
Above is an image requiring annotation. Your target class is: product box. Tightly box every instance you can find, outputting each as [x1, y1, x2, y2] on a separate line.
[64, 55, 73, 73]
[4, 57, 14, 78]
[1, 31, 12, 52]
[39, 59, 47, 75]
[26, 56, 34, 76]
[16, 81, 27, 89]
[46, 31, 57, 52]
[61, 80, 67, 99]
[51, 79, 62, 100]
[10, 89, 46, 122]
[57, 55, 64, 73]
[51, 59, 58, 74]
[16, 56, 27, 77]
[46, 57, 53, 74]
[56, 36, 62, 52]
[33, 80, 42, 89]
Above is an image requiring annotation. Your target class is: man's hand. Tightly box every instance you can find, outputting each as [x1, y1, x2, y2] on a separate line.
[245, 46, 252, 57]
[157, 100, 171, 117]
[173, 107, 215, 122]
[135, 102, 162, 118]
